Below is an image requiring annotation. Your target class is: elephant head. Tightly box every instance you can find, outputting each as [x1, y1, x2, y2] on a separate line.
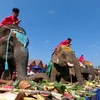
[51, 46, 84, 84]
[0, 25, 49, 81]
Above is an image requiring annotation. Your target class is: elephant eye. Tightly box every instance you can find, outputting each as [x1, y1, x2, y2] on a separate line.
[62, 53, 66, 58]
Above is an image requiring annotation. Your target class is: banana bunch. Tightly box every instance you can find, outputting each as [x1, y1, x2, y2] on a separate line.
[43, 82, 55, 91]
[85, 81, 95, 87]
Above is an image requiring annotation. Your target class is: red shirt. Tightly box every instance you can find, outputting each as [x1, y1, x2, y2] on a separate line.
[79, 56, 84, 62]
[0, 15, 19, 27]
[55, 40, 70, 50]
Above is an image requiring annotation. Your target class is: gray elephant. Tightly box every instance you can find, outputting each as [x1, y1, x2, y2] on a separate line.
[0, 25, 49, 81]
[81, 61, 100, 80]
[49, 46, 84, 84]
[69, 61, 95, 81]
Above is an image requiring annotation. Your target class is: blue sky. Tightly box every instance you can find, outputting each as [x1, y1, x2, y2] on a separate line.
[0, 0, 100, 66]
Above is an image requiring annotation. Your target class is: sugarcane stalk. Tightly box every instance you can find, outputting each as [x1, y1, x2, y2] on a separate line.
[0, 88, 73, 100]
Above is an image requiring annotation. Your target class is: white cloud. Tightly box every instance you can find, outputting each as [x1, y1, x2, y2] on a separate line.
[48, 10, 54, 14]
[45, 40, 50, 43]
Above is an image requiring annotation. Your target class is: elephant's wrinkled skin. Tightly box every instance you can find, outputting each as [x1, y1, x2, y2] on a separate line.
[50, 47, 84, 84]
[0, 25, 50, 81]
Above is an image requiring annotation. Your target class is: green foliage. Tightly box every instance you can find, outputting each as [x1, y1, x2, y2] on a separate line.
[53, 81, 66, 94]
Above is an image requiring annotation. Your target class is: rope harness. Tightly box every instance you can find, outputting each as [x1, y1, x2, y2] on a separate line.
[5, 29, 14, 70]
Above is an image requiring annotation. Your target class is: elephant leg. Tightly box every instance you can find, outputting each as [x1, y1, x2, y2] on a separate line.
[8, 58, 16, 79]
[1, 59, 15, 80]
[60, 68, 69, 84]
[0, 69, 3, 79]
[0, 65, 5, 78]
[0, 62, 10, 80]
[82, 73, 89, 80]
[1, 71, 11, 80]
[60, 75, 68, 84]
[88, 67, 95, 81]
[50, 63, 58, 82]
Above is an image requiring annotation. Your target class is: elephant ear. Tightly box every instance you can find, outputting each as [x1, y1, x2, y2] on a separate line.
[51, 51, 59, 64]
[51, 46, 62, 64]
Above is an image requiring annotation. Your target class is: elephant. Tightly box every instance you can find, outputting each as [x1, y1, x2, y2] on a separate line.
[71, 61, 95, 81]
[50, 46, 84, 85]
[0, 24, 50, 81]
[81, 61, 100, 80]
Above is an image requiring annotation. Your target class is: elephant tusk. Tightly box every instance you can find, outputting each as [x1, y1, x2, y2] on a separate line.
[67, 62, 74, 67]
[79, 61, 86, 68]
[57, 58, 59, 64]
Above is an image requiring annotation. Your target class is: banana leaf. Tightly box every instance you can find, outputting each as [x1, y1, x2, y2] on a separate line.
[53, 82, 66, 94]
[75, 97, 85, 100]
[85, 92, 96, 97]
[71, 85, 85, 91]
[28, 81, 36, 88]
[70, 90, 80, 98]
[39, 79, 48, 90]
[46, 60, 53, 76]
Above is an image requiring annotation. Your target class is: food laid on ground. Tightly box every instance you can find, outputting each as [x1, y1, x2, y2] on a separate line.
[0, 79, 100, 100]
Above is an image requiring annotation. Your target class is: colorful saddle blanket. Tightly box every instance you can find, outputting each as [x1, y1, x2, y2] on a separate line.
[46, 60, 53, 76]
[13, 30, 29, 47]
[84, 60, 92, 66]
[61, 46, 72, 52]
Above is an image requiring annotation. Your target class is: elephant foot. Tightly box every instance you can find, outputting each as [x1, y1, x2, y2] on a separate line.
[77, 79, 85, 85]
[60, 78, 67, 84]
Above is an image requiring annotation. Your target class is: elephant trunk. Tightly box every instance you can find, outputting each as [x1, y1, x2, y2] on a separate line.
[68, 54, 84, 84]
[14, 46, 50, 81]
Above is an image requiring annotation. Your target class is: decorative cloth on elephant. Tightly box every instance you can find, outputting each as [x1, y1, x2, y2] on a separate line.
[15, 31, 29, 47]
[61, 45, 72, 52]
[46, 60, 53, 76]
[84, 60, 93, 66]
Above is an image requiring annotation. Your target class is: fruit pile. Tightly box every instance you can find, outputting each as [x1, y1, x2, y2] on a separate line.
[0, 79, 99, 100]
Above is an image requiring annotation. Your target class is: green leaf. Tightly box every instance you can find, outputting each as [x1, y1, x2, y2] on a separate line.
[71, 85, 85, 90]
[28, 81, 36, 86]
[85, 92, 96, 97]
[75, 97, 85, 100]
[53, 82, 66, 94]
[39, 79, 48, 90]
[13, 80, 20, 88]
[70, 90, 80, 98]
